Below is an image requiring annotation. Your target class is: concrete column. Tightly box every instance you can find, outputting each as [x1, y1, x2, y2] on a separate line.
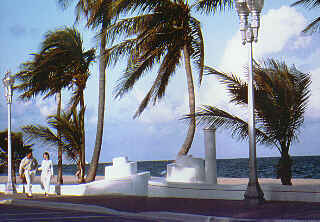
[204, 127, 217, 184]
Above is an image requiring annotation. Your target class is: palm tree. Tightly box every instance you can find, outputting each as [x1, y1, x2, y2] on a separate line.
[58, 0, 119, 182]
[22, 110, 86, 183]
[292, 0, 320, 33]
[106, 0, 205, 156]
[15, 27, 95, 184]
[188, 59, 311, 185]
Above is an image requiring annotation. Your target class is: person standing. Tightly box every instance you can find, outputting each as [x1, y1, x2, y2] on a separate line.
[19, 150, 38, 197]
[38, 152, 54, 196]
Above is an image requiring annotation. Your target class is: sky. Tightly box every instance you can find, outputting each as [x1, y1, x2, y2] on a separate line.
[0, 0, 319, 164]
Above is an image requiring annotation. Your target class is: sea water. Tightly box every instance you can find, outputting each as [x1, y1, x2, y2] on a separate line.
[56, 156, 320, 178]
[2, 156, 320, 178]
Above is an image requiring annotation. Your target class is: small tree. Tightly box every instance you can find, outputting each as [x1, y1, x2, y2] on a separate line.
[22, 109, 86, 183]
[0, 130, 33, 183]
[15, 27, 95, 184]
[188, 59, 311, 185]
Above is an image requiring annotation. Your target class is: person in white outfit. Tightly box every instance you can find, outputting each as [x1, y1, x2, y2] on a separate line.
[38, 152, 54, 196]
[19, 150, 38, 197]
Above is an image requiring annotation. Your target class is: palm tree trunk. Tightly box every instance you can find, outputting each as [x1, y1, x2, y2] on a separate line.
[277, 145, 293, 185]
[79, 92, 85, 183]
[56, 91, 63, 184]
[86, 27, 107, 182]
[178, 44, 196, 156]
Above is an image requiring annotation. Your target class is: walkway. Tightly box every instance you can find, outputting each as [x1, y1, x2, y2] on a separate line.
[1, 193, 320, 221]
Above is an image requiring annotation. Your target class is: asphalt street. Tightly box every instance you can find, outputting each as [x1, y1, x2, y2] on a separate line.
[0, 205, 158, 222]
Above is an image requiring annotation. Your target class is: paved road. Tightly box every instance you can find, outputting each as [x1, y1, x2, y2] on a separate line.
[0, 205, 158, 222]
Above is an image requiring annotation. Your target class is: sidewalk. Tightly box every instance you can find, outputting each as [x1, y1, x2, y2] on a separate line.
[1, 192, 320, 221]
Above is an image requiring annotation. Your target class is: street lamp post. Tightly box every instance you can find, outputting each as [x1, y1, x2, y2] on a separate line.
[3, 71, 16, 194]
[235, 0, 264, 204]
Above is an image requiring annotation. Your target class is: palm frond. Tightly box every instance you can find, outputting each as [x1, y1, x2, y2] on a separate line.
[189, 17, 205, 85]
[22, 125, 62, 148]
[302, 17, 320, 33]
[186, 105, 274, 146]
[194, 0, 234, 14]
[291, 0, 320, 9]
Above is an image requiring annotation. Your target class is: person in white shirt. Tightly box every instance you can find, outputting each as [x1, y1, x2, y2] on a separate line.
[38, 152, 54, 196]
[19, 150, 38, 197]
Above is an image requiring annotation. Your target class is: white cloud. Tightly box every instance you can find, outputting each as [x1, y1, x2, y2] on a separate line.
[292, 36, 312, 49]
[221, 6, 308, 75]
[36, 99, 57, 117]
[199, 6, 310, 117]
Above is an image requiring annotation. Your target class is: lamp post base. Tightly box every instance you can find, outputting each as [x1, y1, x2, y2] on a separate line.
[244, 181, 264, 204]
[5, 181, 16, 194]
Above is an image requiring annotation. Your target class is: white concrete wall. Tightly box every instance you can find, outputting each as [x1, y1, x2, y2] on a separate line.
[148, 177, 320, 202]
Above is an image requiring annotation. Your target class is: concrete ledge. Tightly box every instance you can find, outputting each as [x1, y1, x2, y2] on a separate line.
[149, 177, 320, 202]
[2, 177, 320, 203]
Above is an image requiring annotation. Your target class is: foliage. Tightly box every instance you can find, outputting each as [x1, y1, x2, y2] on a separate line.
[22, 109, 86, 183]
[105, 0, 206, 155]
[0, 131, 33, 178]
[187, 58, 311, 185]
[14, 27, 95, 184]
[292, 0, 320, 33]
[195, 0, 234, 14]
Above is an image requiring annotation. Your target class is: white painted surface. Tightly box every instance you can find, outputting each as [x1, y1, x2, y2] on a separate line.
[166, 156, 205, 183]
[105, 162, 138, 180]
[149, 177, 320, 202]
[58, 172, 150, 196]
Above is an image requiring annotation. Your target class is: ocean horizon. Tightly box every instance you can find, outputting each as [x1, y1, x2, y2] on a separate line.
[2, 155, 320, 179]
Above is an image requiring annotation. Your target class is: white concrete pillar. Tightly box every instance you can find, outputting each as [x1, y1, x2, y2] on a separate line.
[204, 127, 217, 184]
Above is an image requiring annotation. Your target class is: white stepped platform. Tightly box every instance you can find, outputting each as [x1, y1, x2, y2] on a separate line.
[58, 172, 150, 196]
[57, 156, 150, 196]
[0, 156, 150, 197]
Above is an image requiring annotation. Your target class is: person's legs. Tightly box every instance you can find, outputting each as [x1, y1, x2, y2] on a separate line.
[24, 170, 32, 196]
[44, 174, 51, 195]
[40, 174, 45, 190]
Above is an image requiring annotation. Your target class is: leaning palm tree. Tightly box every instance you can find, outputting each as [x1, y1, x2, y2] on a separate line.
[57, 0, 118, 182]
[189, 59, 311, 185]
[15, 27, 95, 184]
[292, 0, 320, 33]
[22, 109, 86, 183]
[107, 0, 205, 156]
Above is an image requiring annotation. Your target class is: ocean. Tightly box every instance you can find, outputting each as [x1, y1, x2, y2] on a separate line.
[56, 155, 320, 179]
[2, 156, 320, 178]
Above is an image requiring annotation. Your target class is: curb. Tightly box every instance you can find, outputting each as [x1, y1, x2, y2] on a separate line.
[0, 198, 319, 222]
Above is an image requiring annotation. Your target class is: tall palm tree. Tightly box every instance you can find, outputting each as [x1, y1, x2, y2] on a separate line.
[188, 59, 311, 185]
[15, 27, 95, 184]
[58, 0, 119, 182]
[292, 0, 320, 33]
[107, 0, 205, 156]
[22, 110, 86, 183]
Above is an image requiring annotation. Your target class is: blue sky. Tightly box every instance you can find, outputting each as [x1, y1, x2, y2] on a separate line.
[0, 0, 319, 163]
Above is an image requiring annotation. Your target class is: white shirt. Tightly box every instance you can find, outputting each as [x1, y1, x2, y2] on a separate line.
[19, 156, 38, 175]
[38, 160, 54, 176]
